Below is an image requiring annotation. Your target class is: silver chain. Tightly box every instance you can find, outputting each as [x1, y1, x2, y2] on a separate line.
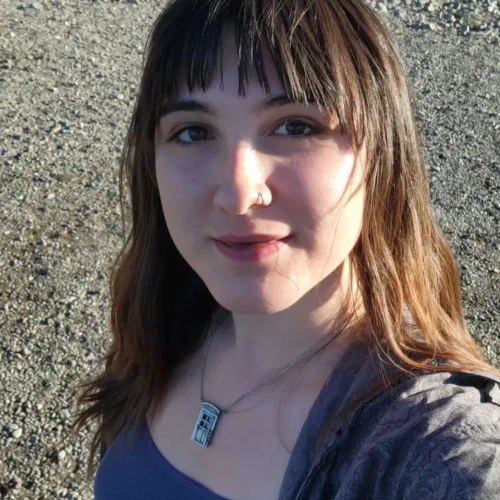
[199, 315, 348, 415]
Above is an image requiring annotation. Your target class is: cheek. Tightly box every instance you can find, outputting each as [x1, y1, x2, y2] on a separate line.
[311, 151, 365, 264]
[154, 154, 205, 242]
[155, 150, 207, 211]
[291, 149, 358, 222]
[330, 153, 358, 199]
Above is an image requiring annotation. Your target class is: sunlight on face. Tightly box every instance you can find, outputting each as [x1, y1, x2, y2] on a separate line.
[154, 32, 365, 315]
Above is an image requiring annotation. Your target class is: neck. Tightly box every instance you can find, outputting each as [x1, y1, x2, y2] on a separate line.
[210, 262, 365, 381]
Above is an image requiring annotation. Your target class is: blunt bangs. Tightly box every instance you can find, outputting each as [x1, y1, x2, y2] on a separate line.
[139, 0, 391, 149]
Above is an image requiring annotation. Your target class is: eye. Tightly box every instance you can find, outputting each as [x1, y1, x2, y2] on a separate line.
[272, 120, 321, 138]
[169, 125, 213, 145]
[168, 119, 322, 146]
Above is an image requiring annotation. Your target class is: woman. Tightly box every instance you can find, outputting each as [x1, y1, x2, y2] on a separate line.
[70, 0, 500, 498]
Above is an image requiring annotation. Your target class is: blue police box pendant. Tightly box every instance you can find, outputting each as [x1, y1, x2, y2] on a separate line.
[191, 402, 221, 447]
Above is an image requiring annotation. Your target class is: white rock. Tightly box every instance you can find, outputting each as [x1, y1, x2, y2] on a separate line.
[12, 428, 23, 438]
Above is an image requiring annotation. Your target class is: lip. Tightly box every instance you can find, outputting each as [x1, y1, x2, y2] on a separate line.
[213, 233, 290, 244]
[213, 235, 292, 262]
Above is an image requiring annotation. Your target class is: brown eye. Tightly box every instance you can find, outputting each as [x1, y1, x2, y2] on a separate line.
[286, 122, 306, 135]
[171, 126, 211, 145]
[273, 120, 320, 137]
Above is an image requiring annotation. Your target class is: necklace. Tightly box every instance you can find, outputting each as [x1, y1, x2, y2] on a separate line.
[191, 315, 348, 447]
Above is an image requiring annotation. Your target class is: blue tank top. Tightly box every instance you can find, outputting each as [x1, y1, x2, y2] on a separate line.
[94, 416, 232, 500]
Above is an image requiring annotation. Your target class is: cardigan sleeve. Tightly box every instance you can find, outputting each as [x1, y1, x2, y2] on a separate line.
[328, 372, 500, 500]
[403, 422, 500, 500]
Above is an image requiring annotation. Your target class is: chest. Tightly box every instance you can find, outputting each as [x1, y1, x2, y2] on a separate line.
[147, 364, 325, 500]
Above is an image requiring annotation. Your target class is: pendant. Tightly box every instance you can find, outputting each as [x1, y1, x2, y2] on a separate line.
[191, 401, 221, 447]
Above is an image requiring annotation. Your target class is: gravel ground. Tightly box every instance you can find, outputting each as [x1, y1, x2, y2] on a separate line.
[0, 0, 499, 498]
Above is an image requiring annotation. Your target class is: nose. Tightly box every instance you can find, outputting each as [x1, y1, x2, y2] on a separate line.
[213, 140, 268, 215]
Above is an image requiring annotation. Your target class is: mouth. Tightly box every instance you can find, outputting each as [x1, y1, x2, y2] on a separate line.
[215, 236, 292, 247]
[212, 235, 293, 262]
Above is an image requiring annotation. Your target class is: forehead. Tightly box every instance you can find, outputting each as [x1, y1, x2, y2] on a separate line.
[175, 30, 285, 101]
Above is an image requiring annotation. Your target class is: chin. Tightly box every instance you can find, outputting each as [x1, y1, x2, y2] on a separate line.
[206, 283, 299, 315]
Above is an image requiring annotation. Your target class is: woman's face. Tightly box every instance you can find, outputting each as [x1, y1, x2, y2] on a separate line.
[155, 35, 365, 315]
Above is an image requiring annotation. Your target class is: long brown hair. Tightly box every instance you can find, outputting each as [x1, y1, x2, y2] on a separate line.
[69, 0, 500, 482]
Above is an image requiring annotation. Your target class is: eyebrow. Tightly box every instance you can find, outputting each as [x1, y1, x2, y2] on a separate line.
[158, 94, 316, 118]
